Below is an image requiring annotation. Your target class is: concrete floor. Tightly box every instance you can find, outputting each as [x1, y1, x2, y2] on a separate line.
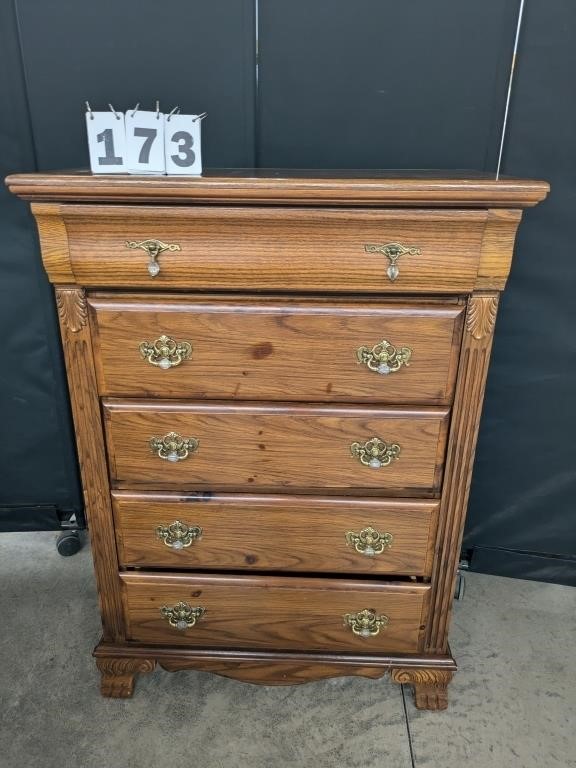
[0, 532, 574, 768]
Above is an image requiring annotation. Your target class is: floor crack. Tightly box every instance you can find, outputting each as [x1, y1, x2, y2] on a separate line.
[401, 683, 417, 768]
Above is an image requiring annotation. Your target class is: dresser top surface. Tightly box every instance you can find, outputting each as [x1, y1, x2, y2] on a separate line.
[6, 169, 549, 208]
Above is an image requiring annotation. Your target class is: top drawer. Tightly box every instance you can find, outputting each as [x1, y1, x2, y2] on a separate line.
[58, 205, 487, 292]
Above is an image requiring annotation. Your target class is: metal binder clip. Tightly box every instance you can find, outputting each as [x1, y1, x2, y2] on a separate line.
[85, 101, 94, 120]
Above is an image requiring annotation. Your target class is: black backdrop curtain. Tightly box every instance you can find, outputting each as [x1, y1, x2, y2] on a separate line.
[1, 0, 574, 583]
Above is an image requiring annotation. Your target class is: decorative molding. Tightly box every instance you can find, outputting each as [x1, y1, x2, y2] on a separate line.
[56, 293, 124, 643]
[391, 667, 453, 710]
[426, 292, 500, 654]
[158, 658, 387, 685]
[56, 287, 87, 332]
[96, 658, 156, 698]
[465, 294, 498, 340]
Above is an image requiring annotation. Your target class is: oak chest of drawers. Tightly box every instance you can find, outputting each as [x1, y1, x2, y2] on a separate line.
[7, 171, 548, 710]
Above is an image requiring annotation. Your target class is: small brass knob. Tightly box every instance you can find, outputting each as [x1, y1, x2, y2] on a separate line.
[343, 609, 389, 637]
[150, 432, 199, 462]
[346, 526, 393, 556]
[125, 238, 181, 277]
[160, 602, 206, 631]
[140, 335, 192, 369]
[356, 339, 412, 375]
[363, 242, 421, 282]
[156, 521, 202, 549]
[350, 437, 400, 468]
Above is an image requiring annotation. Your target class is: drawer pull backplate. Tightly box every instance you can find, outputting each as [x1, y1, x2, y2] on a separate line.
[139, 335, 192, 369]
[156, 520, 203, 549]
[350, 437, 400, 468]
[160, 602, 206, 631]
[345, 526, 394, 556]
[356, 339, 412, 375]
[344, 608, 389, 637]
[125, 238, 181, 277]
[363, 241, 421, 282]
[149, 432, 199, 462]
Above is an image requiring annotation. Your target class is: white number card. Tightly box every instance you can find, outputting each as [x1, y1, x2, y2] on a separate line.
[125, 109, 166, 174]
[85, 111, 127, 174]
[164, 114, 202, 175]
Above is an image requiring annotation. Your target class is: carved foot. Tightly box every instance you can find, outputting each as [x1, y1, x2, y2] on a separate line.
[95, 658, 156, 698]
[391, 668, 453, 711]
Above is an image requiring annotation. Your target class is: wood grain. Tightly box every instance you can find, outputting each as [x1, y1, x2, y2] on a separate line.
[426, 293, 499, 653]
[30, 203, 75, 283]
[93, 641, 457, 692]
[89, 295, 464, 404]
[7, 171, 549, 208]
[95, 657, 156, 698]
[103, 401, 449, 493]
[62, 205, 486, 292]
[8, 171, 547, 704]
[54, 286, 124, 642]
[113, 492, 439, 575]
[121, 572, 430, 654]
[476, 208, 522, 290]
[390, 667, 454, 710]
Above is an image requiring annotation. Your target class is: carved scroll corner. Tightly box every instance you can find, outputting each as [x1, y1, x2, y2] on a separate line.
[56, 287, 87, 333]
[465, 295, 498, 340]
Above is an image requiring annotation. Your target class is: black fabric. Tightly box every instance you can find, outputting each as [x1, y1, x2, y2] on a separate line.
[0, 2, 82, 521]
[463, 0, 576, 581]
[2, 1, 574, 582]
[257, 0, 519, 169]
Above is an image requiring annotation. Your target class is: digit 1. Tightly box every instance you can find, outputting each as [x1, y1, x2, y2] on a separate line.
[96, 128, 122, 166]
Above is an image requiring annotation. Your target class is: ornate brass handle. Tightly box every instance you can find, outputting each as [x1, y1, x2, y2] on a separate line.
[356, 339, 412, 375]
[344, 609, 389, 637]
[160, 602, 206, 631]
[150, 432, 199, 462]
[350, 437, 400, 468]
[139, 335, 192, 369]
[125, 238, 181, 277]
[346, 526, 393, 556]
[363, 242, 421, 282]
[156, 521, 203, 549]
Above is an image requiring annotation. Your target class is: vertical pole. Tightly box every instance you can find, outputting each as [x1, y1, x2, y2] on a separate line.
[496, 0, 526, 179]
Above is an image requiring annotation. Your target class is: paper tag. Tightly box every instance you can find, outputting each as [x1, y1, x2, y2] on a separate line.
[125, 110, 166, 174]
[164, 114, 202, 175]
[85, 112, 127, 174]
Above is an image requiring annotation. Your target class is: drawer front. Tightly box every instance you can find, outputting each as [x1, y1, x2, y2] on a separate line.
[90, 296, 464, 404]
[122, 573, 430, 653]
[63, 205, 487, 292]
[113, 492, 439, 575]
[104, 401, 449, 493]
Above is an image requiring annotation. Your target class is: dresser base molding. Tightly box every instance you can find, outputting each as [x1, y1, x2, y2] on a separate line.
[93, 642, 456, 709]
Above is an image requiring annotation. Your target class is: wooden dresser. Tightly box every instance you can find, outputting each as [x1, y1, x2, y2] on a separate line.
[7, 171, 548, 710]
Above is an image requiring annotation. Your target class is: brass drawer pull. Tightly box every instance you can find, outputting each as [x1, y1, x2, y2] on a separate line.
[350, 437, 400, 468]
[363, 241, 421, 282]
[156, 520, 202, 549]
[139, 335, 192, 369]
[356, 339, 412, 375]
[346, 526, 393, 556]
[160, 602, 206, 631]
[150, 432, 199, 462]
[344, 609, 389, 638]
[125, 238, 181, 277]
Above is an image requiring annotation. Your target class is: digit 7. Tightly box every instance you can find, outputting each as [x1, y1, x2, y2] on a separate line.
[134, 127, 157, 164]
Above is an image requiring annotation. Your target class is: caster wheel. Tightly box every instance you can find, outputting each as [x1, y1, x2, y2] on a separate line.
[56, 530, 83, 557]
[454, 570, 466, 601]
